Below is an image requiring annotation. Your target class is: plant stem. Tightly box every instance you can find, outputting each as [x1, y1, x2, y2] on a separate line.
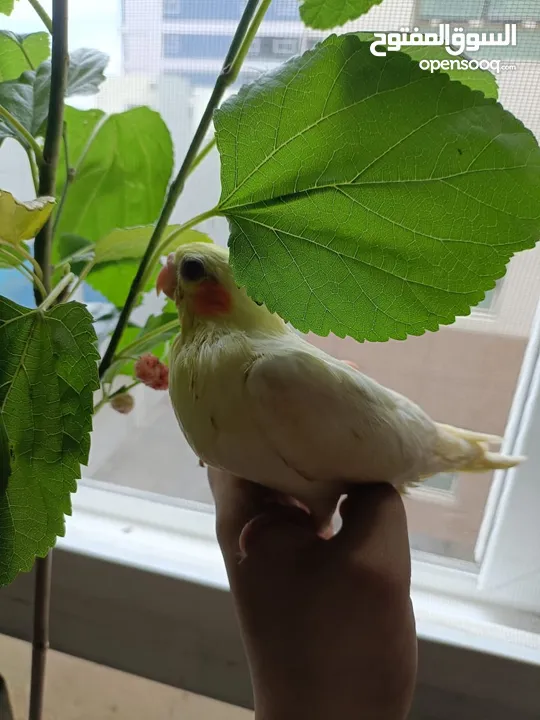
[28, 553, 52, 720]
[28, 0, 53, 33]
[117, 319, 180, 359]
[52, 125, 74, 237]
[39, 272, 75, 312]
[0, 240, 44, 279]
[140, 207, 218, 290]
[0, 106, 44, 165]
[33, 0, 68, 305]
[98, 0, 266, 380]
[29, 4, 68, 720]
[0, 244, 48, 297]
[187, 136, 216, 176]
[26, 149, 40, 192]
[65, 259, 94, 301]
[229, 0, 273, 83]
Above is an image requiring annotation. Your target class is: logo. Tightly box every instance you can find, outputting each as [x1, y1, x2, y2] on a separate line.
[370, 23, 517, 58]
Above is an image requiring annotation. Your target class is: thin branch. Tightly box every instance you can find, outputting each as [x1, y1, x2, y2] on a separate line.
[33, 0, 69, 304]
[27, 0, 53, 33]
[39, 272, 75, 312]
[187, 136, 216, 176]
[52, 124, 75, 236]
[0, 244, 48, 298]
[28, 553, 52, 720]
[140, 207, 219, 291]
[29, 4, 68, 720]
[229, 0, 273, 84]
[0, 240, 44, 279]
[98, 0, 267, 380]
[117, 319, 180, 359]
[0, 105, 44, 165]
[65, 258, 94, 301]
[26, 148, 40, 193]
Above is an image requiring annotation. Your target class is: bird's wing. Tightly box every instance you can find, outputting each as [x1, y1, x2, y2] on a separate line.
[245, 348, 430, 485]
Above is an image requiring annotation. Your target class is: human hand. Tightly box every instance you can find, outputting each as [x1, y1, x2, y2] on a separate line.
[209, 468, 417, 720]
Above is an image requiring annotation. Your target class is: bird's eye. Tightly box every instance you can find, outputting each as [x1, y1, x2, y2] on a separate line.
[180, 257, 206, 282]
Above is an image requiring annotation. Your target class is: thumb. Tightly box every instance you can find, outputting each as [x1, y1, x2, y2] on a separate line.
[238, 503, 319, 560]
[208, 467, 318, 562]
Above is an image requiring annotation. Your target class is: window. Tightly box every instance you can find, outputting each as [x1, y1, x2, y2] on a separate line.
[487, 1, 540, 22]
[246, 36, 300, 59]
[162, 33, 234, 59]
[267, 0, 300, 20]
[272, 37, 299, 56]
[417, 0, 484, 21]
[163, 0, 243, 21]
[247, 37, 261, 57]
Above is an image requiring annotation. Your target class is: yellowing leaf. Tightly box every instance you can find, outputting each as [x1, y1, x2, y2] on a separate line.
[0, 190, 55, 243]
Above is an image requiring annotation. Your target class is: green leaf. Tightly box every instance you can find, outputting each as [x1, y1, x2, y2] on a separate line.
[357, 33, 498, 99]
[299, 0, 383, 28]
[0, 70, 34, 144]
[93, 225, 210, 264]
[0, 298, 99, 586]
[0, 0, 15, 15]
[56, 234, 93, 263]
[0, 50, 108, 145]
[55, 107, 174, 244]
[54, 107, 106, 249]
[86, 227, 211, 307]
[0, 31, 50, 82]
[66, 48, 108, 95]
[0, 190, 55, 243]
[215, 35, 540, 342]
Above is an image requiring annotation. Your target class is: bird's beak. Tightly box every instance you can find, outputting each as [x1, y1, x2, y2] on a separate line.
[156, 253, 177, 299]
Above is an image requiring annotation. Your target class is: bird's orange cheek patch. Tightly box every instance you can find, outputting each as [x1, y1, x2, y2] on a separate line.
[193, 280, 232, 316]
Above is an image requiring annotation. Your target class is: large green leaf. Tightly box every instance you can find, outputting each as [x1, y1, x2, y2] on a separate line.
[85, 227, 211, 307]
[0, 189, 55, 243]
[0, 50, 108, 144]
[215, 35, 540, 342]
[0, 298, 99, 586]
[0, 31, 50, 81]
[55, 108, 174, 245]
[357, 33, 498, 99]
[300, 0, 383, 28]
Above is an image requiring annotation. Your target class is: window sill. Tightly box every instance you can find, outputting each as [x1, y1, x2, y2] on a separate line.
[0, 481, 539, 717]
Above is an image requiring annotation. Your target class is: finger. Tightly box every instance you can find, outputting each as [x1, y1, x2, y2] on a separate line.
[333, 483, 411, 585]
[208, 467, 272, 555]
[238, 504, 318, 560]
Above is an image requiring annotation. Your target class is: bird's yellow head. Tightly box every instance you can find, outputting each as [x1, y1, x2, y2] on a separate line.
[156, 242, 284, 333]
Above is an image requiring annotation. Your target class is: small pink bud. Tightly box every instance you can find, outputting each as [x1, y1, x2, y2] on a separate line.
[111, 393, 135, 414]
[135, 353, 169, 390]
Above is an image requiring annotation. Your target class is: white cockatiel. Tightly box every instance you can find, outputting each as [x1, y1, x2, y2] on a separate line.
[157, 242, 522, 526]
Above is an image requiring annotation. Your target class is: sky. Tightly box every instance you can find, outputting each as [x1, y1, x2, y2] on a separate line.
[4, 0, 122, 74]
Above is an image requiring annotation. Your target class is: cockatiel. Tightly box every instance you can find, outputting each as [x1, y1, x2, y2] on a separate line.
[157, 242, 522, 526]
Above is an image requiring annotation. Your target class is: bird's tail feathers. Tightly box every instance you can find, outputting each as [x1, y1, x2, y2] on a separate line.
[435, 423, 525, 472]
